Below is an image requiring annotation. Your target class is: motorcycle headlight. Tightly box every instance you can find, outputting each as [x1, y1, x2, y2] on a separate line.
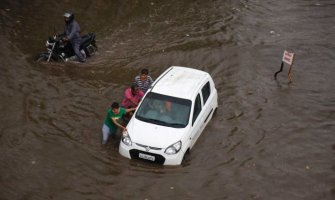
[121, 130, 132, 146]
[165, 141, 182, 155]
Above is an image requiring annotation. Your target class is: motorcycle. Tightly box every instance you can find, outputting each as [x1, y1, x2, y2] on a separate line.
[36, 33, 97, 62]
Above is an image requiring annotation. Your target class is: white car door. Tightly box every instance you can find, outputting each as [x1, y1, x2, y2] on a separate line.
[190, 81, 214, 149]
[201, 81, 215, 128]
[190, 93, 203, 148]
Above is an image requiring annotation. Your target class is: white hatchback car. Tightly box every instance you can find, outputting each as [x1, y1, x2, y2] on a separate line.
[119, 66, 218, 165]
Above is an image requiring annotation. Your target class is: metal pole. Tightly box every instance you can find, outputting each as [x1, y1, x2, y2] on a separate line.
[274, 61, 284, 80]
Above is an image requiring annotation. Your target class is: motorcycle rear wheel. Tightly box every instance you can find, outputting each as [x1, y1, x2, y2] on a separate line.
[84, 44, 98, 57]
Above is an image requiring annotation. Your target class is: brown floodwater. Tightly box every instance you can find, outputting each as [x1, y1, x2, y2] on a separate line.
[0, 0, 334, 199]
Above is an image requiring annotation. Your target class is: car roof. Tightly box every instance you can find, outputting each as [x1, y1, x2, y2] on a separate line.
[150, 66, 210, 100]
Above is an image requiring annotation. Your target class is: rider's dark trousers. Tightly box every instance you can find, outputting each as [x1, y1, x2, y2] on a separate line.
[72, 42, 86, 62]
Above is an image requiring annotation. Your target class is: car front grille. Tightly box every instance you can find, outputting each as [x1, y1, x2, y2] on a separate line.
[135, 143, 162, 151]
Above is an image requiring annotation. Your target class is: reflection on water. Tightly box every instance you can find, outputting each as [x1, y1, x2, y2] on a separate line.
[0, 0, 334, 199]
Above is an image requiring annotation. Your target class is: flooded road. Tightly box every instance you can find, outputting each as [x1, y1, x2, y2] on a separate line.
[0, 0, 334, 199]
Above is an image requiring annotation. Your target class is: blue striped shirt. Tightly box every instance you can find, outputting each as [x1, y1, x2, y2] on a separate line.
[134, 75, 153, 93]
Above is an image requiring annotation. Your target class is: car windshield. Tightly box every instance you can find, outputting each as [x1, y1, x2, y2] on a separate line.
[135, 92, 192, 128]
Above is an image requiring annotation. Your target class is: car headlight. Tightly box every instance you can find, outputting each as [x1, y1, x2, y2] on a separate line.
[165, 141, 182, 155]
[121, 130, 132, 146]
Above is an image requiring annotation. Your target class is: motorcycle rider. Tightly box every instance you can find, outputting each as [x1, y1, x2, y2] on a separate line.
[62, 12, 86, 63]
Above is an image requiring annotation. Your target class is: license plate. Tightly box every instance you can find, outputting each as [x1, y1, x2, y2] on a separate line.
[139, 153, 155, 161]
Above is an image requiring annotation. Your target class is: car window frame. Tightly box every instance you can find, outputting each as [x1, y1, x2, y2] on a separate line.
[192, 93, 202, 126]
[201, 81, 211, 105]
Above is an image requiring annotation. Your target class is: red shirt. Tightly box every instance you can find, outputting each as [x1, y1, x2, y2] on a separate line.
[121, 88, 144, 108]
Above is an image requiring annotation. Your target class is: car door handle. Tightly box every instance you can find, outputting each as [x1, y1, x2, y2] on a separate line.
[204, 108, 213, 123]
